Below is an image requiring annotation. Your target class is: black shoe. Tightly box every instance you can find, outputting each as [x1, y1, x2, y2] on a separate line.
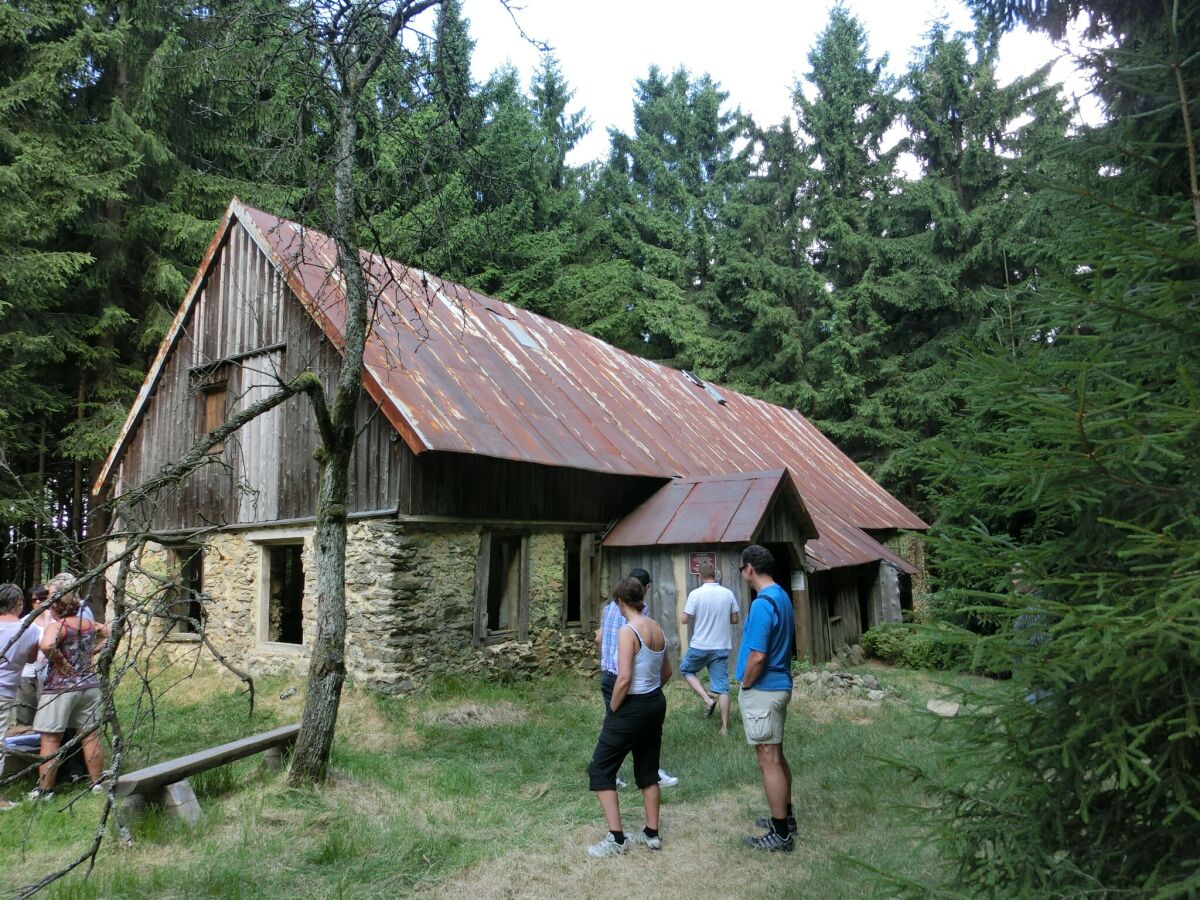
[744, 829, 795, 852]
[754, 814, 797, 835]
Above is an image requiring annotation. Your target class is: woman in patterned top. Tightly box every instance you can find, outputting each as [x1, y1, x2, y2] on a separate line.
[30, 573, 109, 799]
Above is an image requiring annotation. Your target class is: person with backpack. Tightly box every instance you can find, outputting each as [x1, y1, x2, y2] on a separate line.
[29, 573, 109, 800]
[736, 544, 796, 851]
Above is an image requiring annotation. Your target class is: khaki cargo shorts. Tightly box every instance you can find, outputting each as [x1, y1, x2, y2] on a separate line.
[33, 687, 101, 734]
[739, 687, 791, 745]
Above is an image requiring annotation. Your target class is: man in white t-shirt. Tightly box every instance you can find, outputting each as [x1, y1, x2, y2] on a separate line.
[679, 561, 740, 734]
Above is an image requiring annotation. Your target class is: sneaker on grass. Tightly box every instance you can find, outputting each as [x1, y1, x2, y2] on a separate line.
[586, 834, 629, 858]
[744, 829, 794, 852]
[615, 776, 628, 789]
[657, 769, 679, 787]
[628, 830, 662, 851]
[26, 787, 53, 803]
[754, 814, 797, 835]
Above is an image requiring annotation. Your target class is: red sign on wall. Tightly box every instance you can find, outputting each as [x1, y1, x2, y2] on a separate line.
[689, 552, 717, 575]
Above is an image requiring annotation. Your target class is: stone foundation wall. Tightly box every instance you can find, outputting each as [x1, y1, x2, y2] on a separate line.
[107, 520, 599, 691]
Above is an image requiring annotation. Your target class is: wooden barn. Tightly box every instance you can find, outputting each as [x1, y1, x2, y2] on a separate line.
[94, 199, 926, 689]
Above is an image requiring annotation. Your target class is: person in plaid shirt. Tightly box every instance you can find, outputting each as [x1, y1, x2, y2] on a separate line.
[595, 568, 679, 788]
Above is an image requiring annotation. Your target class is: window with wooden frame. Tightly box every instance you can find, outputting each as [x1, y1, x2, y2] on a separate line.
[474, 533, 529, 642]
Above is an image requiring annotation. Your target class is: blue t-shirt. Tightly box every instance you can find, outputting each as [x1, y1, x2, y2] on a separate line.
[735, 583, 794, 692]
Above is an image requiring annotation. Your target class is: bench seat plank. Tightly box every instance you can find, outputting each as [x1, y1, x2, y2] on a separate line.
[116, 723, 300, 798]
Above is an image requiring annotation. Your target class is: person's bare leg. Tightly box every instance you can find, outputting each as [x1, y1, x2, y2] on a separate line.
[717, 693, 731, 734]
[755, 743, 791, 818]
[641, 782, 660, 830]
[37, 732, 63, 792]
[596, 789, 622, 832]
[683, 673, 715, 713]
[80, 728, 104, 785]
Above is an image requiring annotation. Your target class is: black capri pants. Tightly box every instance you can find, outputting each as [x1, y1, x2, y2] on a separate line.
[587, 688, 667, 791]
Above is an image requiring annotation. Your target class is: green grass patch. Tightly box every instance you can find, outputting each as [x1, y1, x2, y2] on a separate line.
[2, 662, 986, 898]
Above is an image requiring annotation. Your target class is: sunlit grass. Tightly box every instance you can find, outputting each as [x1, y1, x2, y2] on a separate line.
[0, 662, 986, 898]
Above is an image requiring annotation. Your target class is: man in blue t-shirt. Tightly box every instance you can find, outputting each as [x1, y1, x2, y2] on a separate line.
[735, 544, 795, 852]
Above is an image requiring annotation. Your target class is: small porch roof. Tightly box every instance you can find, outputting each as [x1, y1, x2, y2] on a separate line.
[602, 470, 817, 548]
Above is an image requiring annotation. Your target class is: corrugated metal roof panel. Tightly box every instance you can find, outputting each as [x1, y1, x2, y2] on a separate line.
[605, 471, 817, 548]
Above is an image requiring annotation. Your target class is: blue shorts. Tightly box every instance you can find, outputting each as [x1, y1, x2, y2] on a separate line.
[679, 647, 730, 694]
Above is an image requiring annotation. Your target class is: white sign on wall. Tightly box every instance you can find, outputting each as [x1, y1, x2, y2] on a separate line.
[791, 572, 806, 592]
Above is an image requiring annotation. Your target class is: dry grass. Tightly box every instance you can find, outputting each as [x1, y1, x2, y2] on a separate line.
[430, 785, 811, 900]
[422, 700, 528, 728]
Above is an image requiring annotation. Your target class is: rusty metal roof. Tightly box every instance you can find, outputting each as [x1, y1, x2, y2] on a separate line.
[96, 200, 928, 571]
[603, 471, 817, 547]
[803, 516, 918, 575]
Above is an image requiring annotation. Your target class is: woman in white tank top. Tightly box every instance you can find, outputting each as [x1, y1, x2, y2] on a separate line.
[585, 577, 673, 858]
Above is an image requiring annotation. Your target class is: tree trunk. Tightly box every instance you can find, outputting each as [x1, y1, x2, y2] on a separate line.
[288, 91, 367, 785]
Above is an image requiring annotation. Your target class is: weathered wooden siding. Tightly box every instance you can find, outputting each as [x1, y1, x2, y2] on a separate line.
[808, 563, 876, 661]
[405, 453, 661, 523]
[758, 501, 807, 562]
[120, 222, 405, 530]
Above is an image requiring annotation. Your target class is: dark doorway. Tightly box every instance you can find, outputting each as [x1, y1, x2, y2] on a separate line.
[761, 542, 796, 658]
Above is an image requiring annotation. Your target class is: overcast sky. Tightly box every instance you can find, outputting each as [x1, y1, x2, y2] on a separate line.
[437, 0, 1094, 165]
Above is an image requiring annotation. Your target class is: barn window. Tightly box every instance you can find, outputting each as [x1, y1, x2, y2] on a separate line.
[201, 381, 228, 454]
[265, 543, 304, 645]
[168, 546, 205, 638]
[475, 534, 528, 642]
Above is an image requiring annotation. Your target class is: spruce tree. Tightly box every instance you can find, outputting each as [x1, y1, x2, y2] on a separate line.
[791, 7, 900, 455]
[920, 1, 1200, 893]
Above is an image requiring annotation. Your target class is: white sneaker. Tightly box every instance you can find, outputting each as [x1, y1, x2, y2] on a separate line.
[90, 782, 105, 795]
[26, 787, 53, 803]
[586, 834, 629, 858]
[615, 776, 628, 789]
[628, 829, 662, 850]
[657, 769, 679, 787]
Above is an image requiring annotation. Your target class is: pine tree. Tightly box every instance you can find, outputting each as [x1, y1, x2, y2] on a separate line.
[792, 7, 900, 455]
[866, 21, 1070, 503]
[920, 1, 1200, 893]
[709, 119, 823, 407]
[558, 67, 749, 366]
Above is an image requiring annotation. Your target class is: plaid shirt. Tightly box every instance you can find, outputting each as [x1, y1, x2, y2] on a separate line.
[598, 596, 651, 674]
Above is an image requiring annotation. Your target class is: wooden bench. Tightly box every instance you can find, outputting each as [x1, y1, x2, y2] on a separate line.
[117, 723, 300, 825]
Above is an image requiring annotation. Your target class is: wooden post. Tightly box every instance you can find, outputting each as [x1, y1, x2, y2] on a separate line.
[790, 570, 812, 664]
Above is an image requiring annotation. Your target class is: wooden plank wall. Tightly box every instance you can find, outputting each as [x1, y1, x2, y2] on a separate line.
[121, 221, 405, 531]
[405, 453, 663, 524]
[808, 563, 877, 661]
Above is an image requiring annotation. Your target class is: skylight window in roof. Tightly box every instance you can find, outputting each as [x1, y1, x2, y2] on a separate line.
[490, 310, 539, 349]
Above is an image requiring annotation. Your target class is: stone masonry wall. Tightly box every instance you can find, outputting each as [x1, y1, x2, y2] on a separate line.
[108, 520, 598, 691]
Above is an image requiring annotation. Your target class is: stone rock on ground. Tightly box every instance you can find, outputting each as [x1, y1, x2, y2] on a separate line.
[926, 699, 960, 718]
[797, 668, 888, 700]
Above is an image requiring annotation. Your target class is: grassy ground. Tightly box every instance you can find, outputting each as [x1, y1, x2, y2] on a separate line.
[0, 660, 978, 898]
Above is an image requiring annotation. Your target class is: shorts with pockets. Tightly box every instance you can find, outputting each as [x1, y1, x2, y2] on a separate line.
[739, 687, 790, 745]
[678, 647, 730, 694]
[33, 687, 101, 735]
